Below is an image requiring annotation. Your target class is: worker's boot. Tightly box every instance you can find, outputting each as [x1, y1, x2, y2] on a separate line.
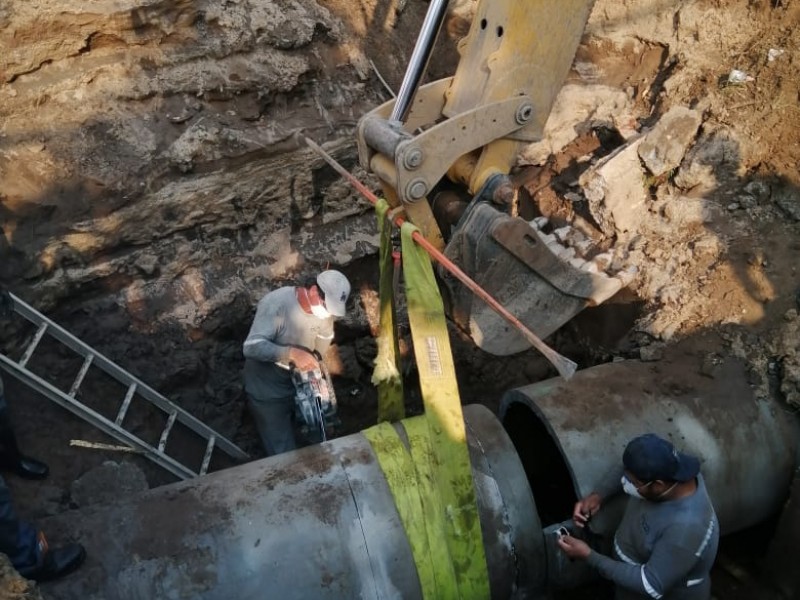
[0, 410, 49, 480]
[18, 532, 86, 582]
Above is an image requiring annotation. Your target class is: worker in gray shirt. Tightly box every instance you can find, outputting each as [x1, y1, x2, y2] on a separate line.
[242, 270, 351, 456]
[558, 433, 719, 600]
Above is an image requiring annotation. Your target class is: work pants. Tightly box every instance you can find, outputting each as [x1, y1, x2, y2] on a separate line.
[247, 394, 297, 457]
[0, 474, 39, 571]
[0, 379, 41, 572]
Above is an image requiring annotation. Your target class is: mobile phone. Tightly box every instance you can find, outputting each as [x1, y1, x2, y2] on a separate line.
[555, 526, 569, 539]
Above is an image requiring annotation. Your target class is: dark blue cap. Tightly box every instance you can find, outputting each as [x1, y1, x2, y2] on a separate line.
[623, 433, 700, 483]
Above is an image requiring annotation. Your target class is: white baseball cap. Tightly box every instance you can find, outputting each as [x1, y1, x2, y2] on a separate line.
[316, 270, 351, 317]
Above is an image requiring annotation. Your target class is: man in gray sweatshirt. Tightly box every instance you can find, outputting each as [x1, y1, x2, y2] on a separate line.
[242, 270, 351, 456]
[558, 433, 719, 600]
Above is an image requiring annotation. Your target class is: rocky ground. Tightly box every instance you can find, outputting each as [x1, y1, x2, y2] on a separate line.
[0, 0, 799, 597]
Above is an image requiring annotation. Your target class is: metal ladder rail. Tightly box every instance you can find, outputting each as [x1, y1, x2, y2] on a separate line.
[0, 352, 196, 480]
[10, 293, 248, 461]
[5, 293, 249, 474]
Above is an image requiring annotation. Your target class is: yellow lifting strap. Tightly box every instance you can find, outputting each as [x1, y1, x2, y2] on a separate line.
[364, 217, 489, 599]
[372, 198, 405, 423]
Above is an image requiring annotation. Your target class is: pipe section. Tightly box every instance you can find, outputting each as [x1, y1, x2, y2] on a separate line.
[40, 405, 542, 600]
[499, 357, 798, 587]
[37, 356, 797, 598]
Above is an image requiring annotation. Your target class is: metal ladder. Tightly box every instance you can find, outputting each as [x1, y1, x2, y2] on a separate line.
[0, 293, 250, 480]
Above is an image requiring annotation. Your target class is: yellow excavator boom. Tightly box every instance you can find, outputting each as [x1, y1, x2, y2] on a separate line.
[357, 0, 634, 355]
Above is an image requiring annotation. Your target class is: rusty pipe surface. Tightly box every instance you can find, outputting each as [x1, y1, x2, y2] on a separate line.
[39, 405, 544, 600]
[499, 356, 798, 537]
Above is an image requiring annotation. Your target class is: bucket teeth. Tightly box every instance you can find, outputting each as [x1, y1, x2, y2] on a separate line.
[568, 257, 587, 269]
[531, 219, 635, 286]
[532, 216, 549, 229]
[538, 232, 557, 244]
[616, 266, 638, 286]
[554, 226, 572, 242]
[573, 239, 594, 256]
[592, 252, 613, 271]
[547, 244, 575, 260]
[581, 261, 599, 274]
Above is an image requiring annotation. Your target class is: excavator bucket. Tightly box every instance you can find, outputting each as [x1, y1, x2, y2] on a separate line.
[440, 194, 631, 356]
[357, 0, 618, 355]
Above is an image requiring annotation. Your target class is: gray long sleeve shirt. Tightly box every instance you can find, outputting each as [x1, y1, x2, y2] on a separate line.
[242, 287, 334, 402]
[587, 475, 719, 600]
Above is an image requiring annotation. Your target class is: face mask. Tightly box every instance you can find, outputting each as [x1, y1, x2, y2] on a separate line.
[621, 475, 646, 500]
[310, 302, 331, 319]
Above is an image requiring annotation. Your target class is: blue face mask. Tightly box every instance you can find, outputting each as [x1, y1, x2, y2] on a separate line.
[621, 475, 646, 499]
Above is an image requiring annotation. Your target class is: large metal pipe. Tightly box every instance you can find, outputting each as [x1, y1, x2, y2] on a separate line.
[40, 405, 544, 600]
[499, 356, 798, 589]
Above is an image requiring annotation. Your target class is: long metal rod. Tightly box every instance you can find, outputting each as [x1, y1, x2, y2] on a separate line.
[390, 0, 450, 122]
[304, 138, 577, 380]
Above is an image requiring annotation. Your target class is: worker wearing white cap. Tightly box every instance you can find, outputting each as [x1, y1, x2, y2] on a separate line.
[242, 270, 351, 456]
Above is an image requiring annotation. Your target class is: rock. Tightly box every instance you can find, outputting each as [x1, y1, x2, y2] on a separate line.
[639, 344, 664, 361]
[31, 484, 67, 518]
[518, 83, 636, 165]
[744, 179, 771, 201]
[700, 353, 723, 378]
[776, 309, 800, 408]
[295, 213, 379, 266]
[674, 127, 741, 193]
[782, 360, 800, 408]
[773, 184, 800, 221]
[70, 461, 149, 509]
[0, 554, 43, 600]
[638, 106, 702, 177]
[662, 197, 715, 227]
[134, 254, 160, 277]
[580, 137, 649, 235]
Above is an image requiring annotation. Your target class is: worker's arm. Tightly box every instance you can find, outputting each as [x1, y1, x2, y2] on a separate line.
[242, 299, 291, 363]
[242, 299, 320, 371]
[582, 524, 708, 598]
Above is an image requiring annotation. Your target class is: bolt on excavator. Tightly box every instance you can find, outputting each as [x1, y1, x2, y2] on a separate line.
[356, 0, 634, 356]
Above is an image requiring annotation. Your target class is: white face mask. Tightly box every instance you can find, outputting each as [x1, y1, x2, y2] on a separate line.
[621, 475, 646, 500]
[310, 302, 331, 319]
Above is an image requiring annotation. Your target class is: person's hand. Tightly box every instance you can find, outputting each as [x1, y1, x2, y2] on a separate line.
[573, 492, 602, 528]
[287, 347, 320, 372]
[557, 534, 592, 560]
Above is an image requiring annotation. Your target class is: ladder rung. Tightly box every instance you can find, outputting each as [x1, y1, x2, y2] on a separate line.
[19, 323, 48, 368]
[4, 292, 251, 478]
[115, 383, 137, 426]
[200, 435, 216, 475]
[158, 411, 178, 453]
[69, 354, 94, 397]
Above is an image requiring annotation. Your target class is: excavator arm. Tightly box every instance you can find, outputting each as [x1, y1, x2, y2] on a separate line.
[357, 0, 632, 355]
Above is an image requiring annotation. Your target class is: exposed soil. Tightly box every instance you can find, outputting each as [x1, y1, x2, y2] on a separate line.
[0, 0, 799, 598]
